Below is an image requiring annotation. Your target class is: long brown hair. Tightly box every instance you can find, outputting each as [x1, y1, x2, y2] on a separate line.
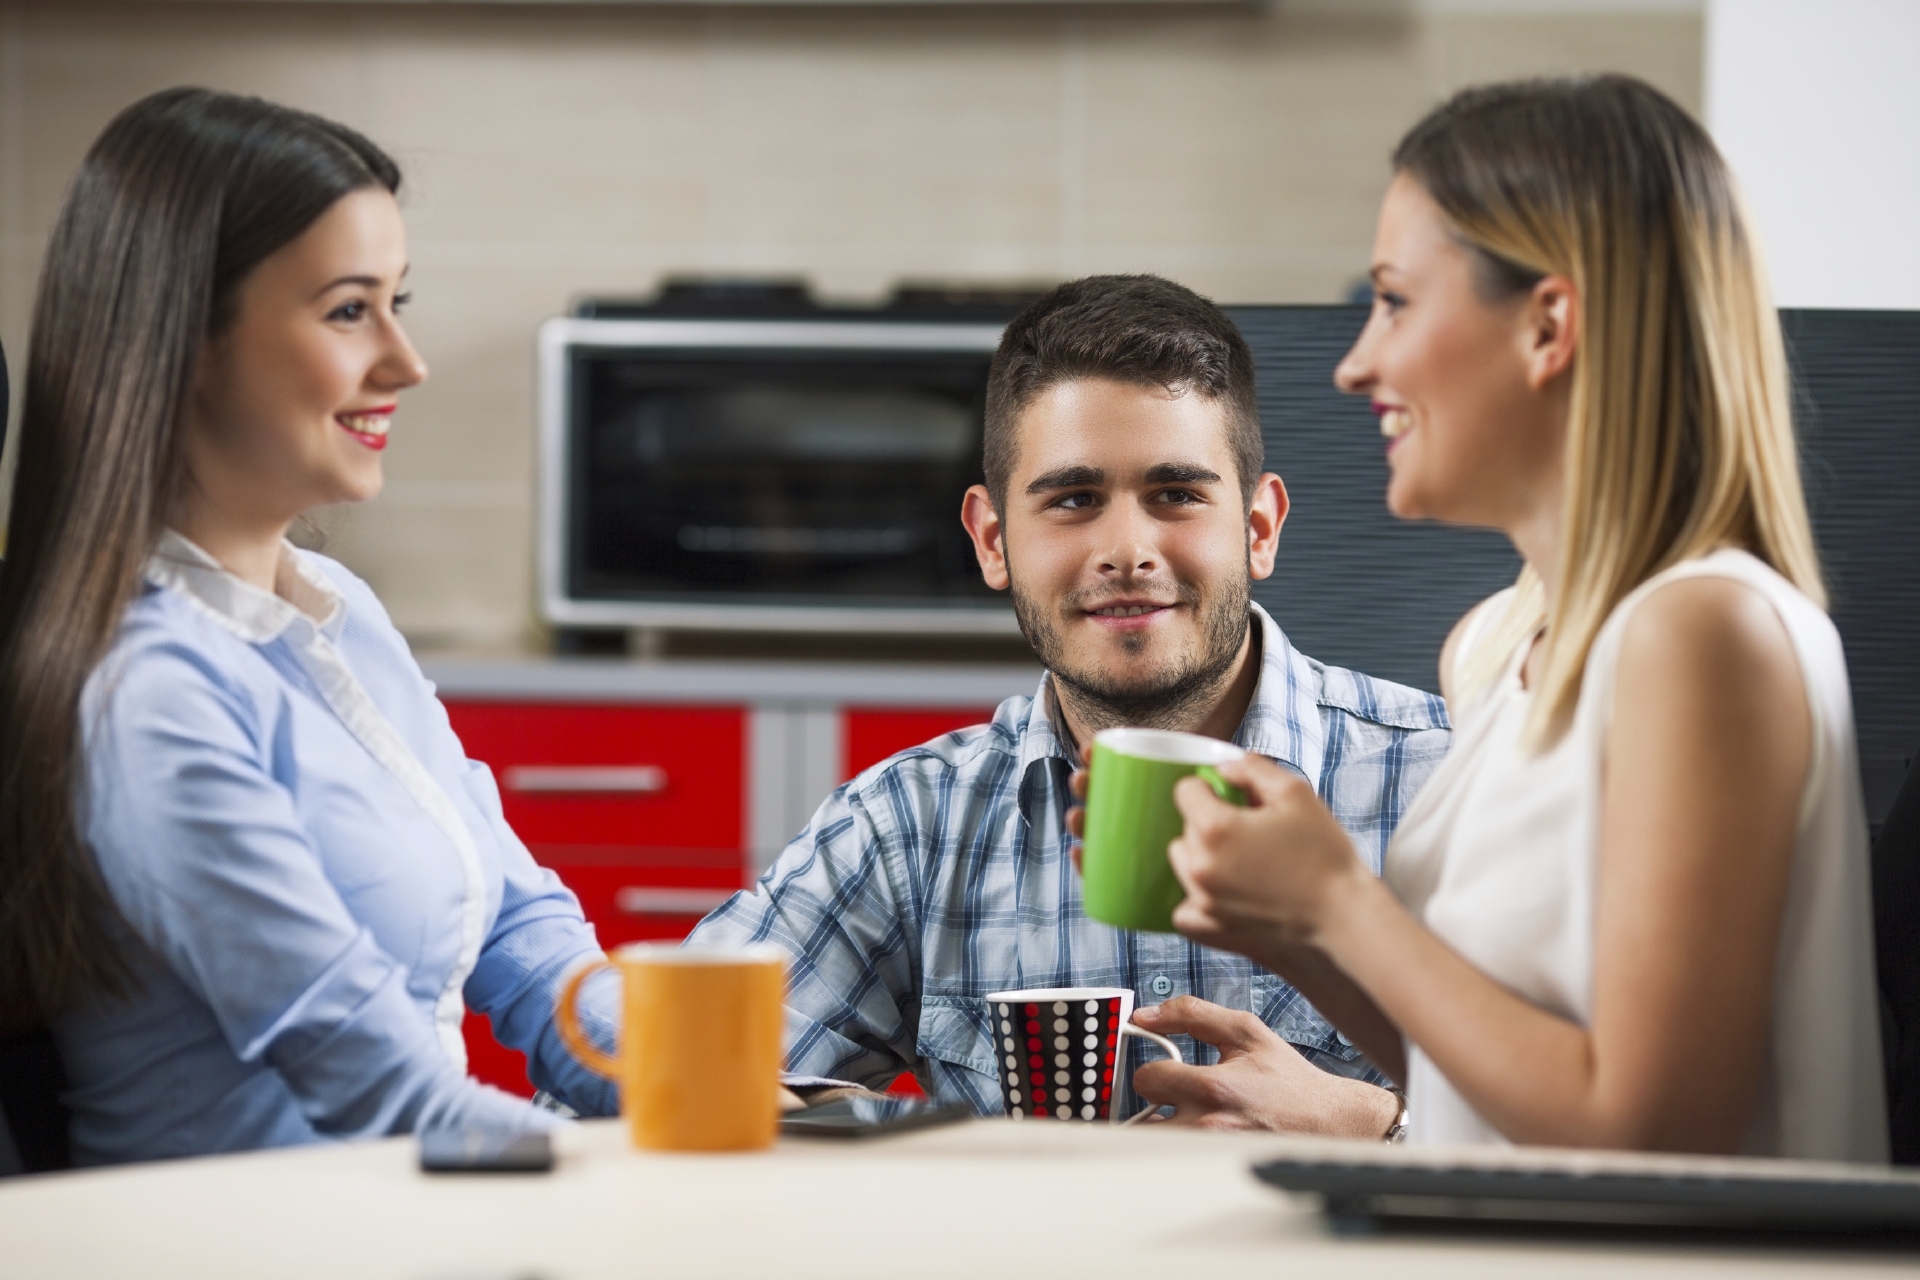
[1394, 76, 1823, 744]
[0, 88, 400, 1029]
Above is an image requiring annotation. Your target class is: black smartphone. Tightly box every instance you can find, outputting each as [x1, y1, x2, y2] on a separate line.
[418, 1126, 555, 1174]
[779, 1095, 973, 1140]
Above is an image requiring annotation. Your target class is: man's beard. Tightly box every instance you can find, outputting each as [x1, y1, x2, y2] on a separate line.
[1010, 569, 1253, 735]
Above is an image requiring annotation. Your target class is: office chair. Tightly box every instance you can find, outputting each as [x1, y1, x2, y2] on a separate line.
[0, 339, 71, 1176]
[0, 1032, 68, 1174]
[1876, 743, 1920, 1165]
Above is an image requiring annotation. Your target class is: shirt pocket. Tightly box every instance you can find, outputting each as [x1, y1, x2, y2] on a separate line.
[916, 994, 997, 1078]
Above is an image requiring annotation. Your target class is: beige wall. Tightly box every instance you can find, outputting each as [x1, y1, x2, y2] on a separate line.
[0, 1, 1700, 651]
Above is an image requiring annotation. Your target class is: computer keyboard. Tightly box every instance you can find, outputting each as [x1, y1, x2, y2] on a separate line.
[1253, 1146, 1920, 1233]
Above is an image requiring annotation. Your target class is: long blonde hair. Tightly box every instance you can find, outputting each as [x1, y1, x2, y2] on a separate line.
[1396, 76, 1824, 746]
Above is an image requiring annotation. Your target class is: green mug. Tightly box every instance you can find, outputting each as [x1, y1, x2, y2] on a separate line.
[1080, 727, 1248, 933]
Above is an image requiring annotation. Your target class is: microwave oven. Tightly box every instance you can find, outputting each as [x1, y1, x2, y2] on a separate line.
[539, 297, 1021, 634]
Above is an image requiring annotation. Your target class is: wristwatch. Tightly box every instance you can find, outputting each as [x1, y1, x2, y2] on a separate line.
[1382, 1088, 1409, 1144]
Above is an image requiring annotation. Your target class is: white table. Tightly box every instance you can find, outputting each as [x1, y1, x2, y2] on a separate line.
[0, 1119, 1911, 1278]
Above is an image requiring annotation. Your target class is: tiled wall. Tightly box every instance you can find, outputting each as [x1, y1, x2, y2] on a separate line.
[0, 1, 1701, 651]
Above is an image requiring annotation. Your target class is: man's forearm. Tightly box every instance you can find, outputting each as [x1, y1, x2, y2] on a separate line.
[1320, 1075, 1402, 1141]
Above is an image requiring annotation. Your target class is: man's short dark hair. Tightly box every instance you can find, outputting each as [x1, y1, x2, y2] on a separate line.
[982, 274, 1263, 511]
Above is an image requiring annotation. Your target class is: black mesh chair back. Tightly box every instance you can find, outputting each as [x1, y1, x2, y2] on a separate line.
[1876, 745, 1920, 1164]
[0, 1031, 69, 1173]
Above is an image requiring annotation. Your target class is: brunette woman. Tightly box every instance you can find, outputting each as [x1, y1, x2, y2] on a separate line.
[0, 89, 618, 1164]
[1150, 76, 1885, 1158]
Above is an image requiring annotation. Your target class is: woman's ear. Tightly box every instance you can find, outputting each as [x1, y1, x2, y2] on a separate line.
[1522, 274, 1580, 391]
[179, 335, 224, 443]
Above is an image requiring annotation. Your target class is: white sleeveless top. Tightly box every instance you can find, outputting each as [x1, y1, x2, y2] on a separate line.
[1384, 550, 1887, 1160]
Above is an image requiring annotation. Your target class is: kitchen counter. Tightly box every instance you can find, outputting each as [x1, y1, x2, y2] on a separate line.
[421, 655, 1043, 707]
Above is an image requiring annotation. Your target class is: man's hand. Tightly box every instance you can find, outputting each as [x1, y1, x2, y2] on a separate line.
[1130, 996, 1398, 1138]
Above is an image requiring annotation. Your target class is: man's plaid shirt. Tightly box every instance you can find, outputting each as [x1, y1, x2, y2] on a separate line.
[689, 604, 1450, 1117]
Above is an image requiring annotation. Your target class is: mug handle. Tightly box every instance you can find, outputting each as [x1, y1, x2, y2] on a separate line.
[1115, 1022, 1185, 1127]
[554, 957, 621, 1081]
[1194, 764, 1248, 807]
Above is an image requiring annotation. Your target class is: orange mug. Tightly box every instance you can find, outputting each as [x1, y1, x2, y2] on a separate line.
[556, 943, 787, 1152]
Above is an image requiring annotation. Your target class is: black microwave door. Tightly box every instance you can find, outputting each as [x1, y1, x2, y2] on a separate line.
[568, 351, 1003, 606]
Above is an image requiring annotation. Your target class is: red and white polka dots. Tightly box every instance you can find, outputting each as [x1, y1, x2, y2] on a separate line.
[984, 986, 1180, 1126]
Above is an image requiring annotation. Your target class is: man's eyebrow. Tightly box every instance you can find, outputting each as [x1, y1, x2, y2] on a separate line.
[1025, 465, 1105, 495]
[1145, 462, 1223, 486]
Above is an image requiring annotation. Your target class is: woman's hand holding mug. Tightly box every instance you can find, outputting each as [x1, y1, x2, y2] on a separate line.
[1163, 753, 1379, 962]
[1069, 744, 1378, 958]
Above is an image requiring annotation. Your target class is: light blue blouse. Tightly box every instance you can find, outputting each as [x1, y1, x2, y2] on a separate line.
[55, 533, 619, 1165]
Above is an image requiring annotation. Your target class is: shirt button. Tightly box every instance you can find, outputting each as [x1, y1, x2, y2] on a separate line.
[1149, 974, 1173, 998]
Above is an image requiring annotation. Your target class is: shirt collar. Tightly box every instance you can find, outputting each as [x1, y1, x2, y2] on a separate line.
[1234, 602, 1328, 786]
[1016, 672, 1073, 778]
[146, 530, 345, 645]
[1014, 601, 1330, 812]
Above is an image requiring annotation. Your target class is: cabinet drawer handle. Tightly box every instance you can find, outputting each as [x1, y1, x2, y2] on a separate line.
[614, 887, 735, 916]
[503, 765, 667, 794]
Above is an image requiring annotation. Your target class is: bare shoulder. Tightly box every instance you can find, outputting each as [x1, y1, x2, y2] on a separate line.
[1619, 574, 1798, 683]
[1613, 573, 1809, 764]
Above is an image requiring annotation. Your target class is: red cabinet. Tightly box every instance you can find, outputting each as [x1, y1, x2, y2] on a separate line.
[446, 702, 744, 855]
[448, 701, 749, 1096]
[843, 708, 998, 780]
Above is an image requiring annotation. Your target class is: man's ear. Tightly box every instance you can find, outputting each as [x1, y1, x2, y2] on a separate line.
[1522, 274, 1579, 391]
[1246, 472, 1287, 581]
[961, 484, 1010, 591]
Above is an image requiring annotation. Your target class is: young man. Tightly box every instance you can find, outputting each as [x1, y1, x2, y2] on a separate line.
[689, 276, 1446, 1136]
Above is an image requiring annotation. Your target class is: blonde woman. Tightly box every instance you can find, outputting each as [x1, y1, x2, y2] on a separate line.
[1149, 76, 1886, 1158]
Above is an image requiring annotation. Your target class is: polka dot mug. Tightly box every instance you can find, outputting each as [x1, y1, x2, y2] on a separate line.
[982, 987, 1184, 1124]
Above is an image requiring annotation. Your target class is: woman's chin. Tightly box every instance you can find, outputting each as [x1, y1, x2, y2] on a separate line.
[1384, 476, 1425, 522]
[334, 464, 384, 506]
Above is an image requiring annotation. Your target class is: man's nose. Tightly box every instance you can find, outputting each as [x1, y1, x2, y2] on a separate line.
[1096, 503, 1159, 577]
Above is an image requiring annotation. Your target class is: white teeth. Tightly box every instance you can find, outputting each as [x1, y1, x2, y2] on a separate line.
[1096, 605, 1157, 617]
[338, 413, 390, 436]
[1380, 408, 1411, 440]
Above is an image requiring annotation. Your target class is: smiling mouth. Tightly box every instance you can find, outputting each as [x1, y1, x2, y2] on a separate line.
[336, 407, 394, 452]
[1086, 601, 1176, 626]
[1374, 402, 1413, 442]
